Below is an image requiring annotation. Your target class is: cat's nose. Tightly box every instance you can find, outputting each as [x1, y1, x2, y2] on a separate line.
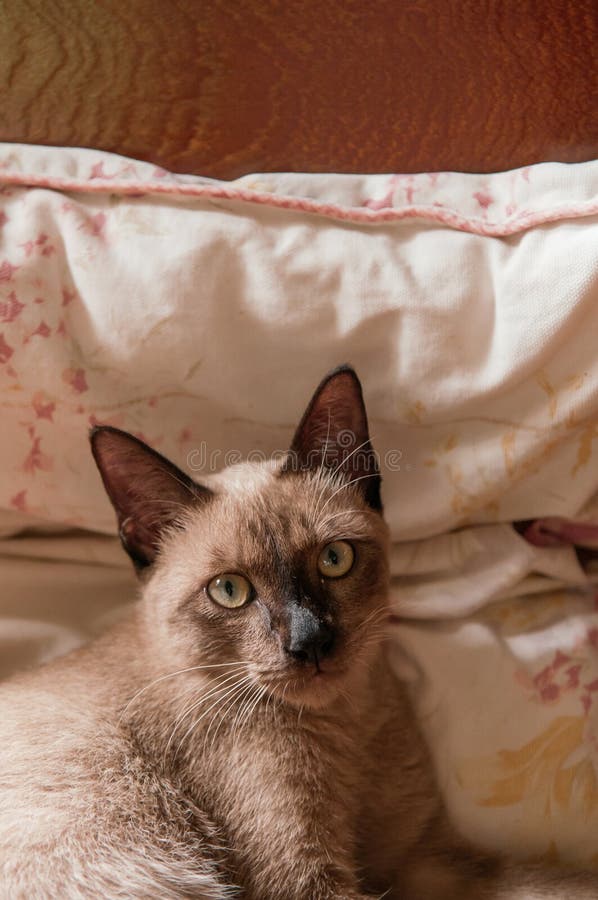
[285, 606, 335, 665]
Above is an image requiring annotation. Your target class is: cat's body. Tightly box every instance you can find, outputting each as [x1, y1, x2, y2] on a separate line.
[0, 610, 435, 899]
[0, 368, 596, 899]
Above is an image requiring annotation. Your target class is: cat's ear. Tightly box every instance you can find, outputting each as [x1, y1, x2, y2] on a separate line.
[90, 426, 212, 571]
[285, 365, 382, 510]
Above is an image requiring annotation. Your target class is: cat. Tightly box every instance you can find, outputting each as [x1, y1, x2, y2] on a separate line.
[0, 365, 596, 899]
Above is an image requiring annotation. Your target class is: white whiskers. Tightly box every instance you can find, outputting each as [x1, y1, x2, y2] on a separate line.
[317, 472, 378, 517]
[164, 669, 252, 758]
[308, 430, 377, 530]
[173, 675, 256, 759]
[118, 661, 248, 725]
[203, 678, 259, 755]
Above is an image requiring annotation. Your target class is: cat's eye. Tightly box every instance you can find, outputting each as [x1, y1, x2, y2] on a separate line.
[207, 574, 253, 609]
[317, 541, 355, 578]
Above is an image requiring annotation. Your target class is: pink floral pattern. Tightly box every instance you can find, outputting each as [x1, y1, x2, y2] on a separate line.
[516, 640, 598, 714]
[0, 142, 596, 545]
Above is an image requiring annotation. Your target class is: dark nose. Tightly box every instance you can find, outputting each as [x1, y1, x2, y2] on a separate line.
[286, 605, 335, 665]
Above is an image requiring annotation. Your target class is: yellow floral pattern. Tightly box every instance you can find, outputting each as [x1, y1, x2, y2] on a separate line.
[448, 595, 598, 866]
[475, 716, 598, 818]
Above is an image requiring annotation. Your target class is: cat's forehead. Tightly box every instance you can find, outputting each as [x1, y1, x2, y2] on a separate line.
[204, 458, 279, 496]
[197, 459, 376, 552]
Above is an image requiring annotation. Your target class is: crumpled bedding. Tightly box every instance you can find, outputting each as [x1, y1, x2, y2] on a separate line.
[2, 143, 598, 866]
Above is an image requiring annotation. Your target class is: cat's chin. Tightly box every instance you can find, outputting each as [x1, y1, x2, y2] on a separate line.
[268, 668, 349, 711]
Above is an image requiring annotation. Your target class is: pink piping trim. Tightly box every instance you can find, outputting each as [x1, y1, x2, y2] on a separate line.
[1, 170, 598, 236]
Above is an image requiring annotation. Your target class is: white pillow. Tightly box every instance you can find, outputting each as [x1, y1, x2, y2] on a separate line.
[1, 144, 598, 543]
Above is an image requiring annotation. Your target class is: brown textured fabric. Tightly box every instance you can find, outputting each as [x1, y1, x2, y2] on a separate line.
[1, 0, 598, 178]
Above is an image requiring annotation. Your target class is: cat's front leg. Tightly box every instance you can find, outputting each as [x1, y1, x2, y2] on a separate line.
[230, 807, 377, 900]
[202, 723, 376, 900]
[233, 835, 377, 900]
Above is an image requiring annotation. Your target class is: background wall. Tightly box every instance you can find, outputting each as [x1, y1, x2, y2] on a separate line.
[1, 0, 597, 177]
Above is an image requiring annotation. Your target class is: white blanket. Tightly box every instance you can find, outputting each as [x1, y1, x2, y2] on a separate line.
[2, 144, 598, 866]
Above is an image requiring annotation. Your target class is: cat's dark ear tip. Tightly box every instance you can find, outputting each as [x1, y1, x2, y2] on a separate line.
[89, 423, 144, 445]
[89, 423, 127, 452]
[325, 363, 358, 380]
[89, 424, 104, 444]
[89, 423, 107, 452]
[89, 425, 144, 471]
[90, 423, 117, 439]
[320, 364, 364, 393]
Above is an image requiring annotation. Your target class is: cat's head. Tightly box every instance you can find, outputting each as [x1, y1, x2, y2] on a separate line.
[91, 366, 390, 710]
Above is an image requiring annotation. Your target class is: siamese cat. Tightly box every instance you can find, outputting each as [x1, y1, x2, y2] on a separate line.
[0, 366, 595, 899]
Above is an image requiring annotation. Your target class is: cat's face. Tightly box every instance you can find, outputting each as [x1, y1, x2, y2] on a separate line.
[92, 366, 390, 710]
[151, 463, 389, 709]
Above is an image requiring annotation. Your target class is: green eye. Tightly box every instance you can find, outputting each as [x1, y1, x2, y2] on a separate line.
[317, 541, 354, 578]
[207, 574, 253, 609]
